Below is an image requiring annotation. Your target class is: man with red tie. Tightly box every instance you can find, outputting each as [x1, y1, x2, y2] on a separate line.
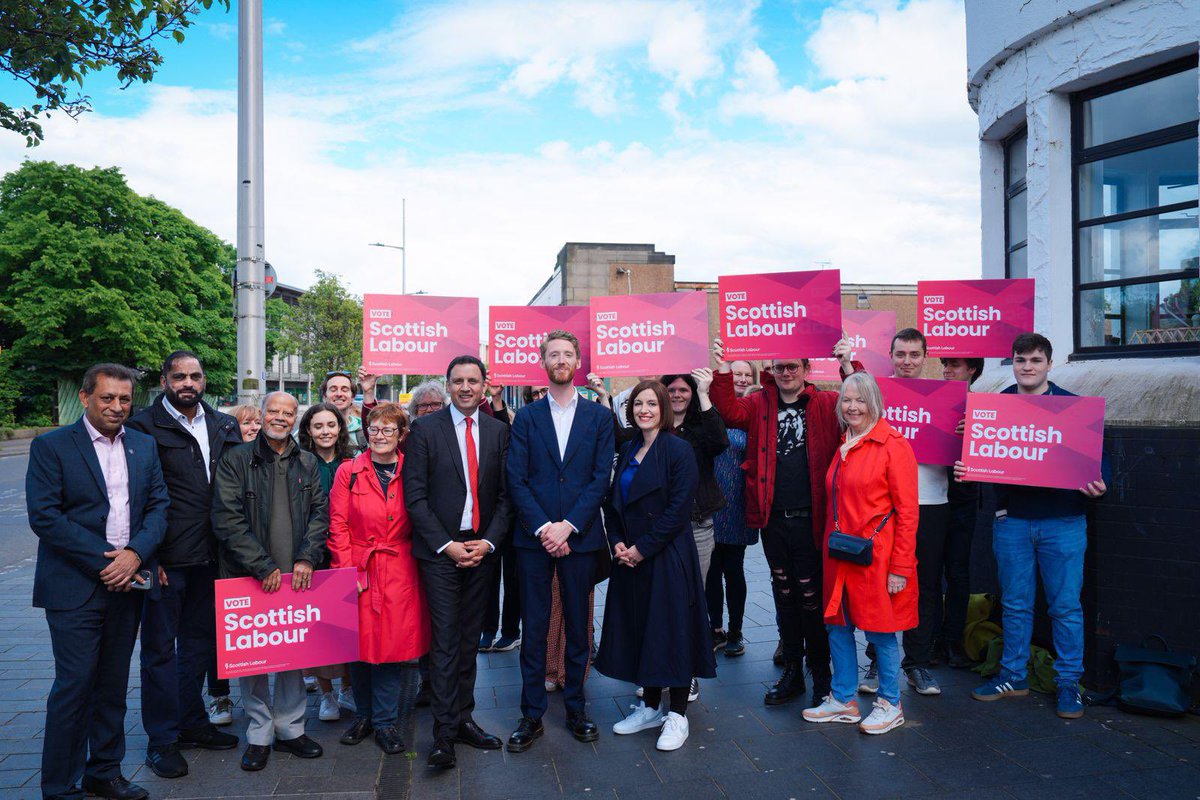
[402, 355, 512, 769]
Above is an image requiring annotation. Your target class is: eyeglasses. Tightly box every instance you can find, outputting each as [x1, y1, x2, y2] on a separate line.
[367, 426, 399, 436]
[415, 402, 444, 412]
[530, 389, 547, 398]
[771, 363, 803, 374]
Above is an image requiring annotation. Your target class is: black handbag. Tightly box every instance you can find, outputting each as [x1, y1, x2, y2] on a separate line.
[1100, 635, 1197, 717]
[827, 459, 893, 567]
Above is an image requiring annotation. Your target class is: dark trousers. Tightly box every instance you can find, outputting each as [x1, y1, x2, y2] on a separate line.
[348, 661, 404, 728]
[140, 563, 217, 747]
[417, 549, 496, 741]
[760, 511, 830, 688]
[940, 497, 977, 647]
[42, 588, 142, 799]
[516, 546, 595, 720]
[902, 503, 953, 669]
[482, 538, 521, 640]
[705, 543, 748, 635]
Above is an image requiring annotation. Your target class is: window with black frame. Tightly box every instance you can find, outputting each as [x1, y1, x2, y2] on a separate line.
[1005, 128, 1028, 280]
[1073, 59, 1199, 354]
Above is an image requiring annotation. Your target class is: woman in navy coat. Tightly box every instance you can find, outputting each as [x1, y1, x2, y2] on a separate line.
[595, 381, 717, 752]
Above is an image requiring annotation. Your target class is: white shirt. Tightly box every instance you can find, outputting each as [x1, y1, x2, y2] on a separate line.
[449, 404, 481, 532]
[548, 390, 579, 460]
[82, 416, 131, 550]
[162, 396, 212, 481]
[917, 463, 949, 505]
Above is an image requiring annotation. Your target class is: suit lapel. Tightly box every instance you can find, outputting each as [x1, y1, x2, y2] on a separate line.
[72, 420, 108, 497]
[623, 436, 664, 507]
[124, 436, 141, 510]
[533, 400, 563, 467]
[560, 396, 588, 468]
[438, 409, 467, 488]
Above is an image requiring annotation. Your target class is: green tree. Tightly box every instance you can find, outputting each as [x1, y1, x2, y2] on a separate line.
[0, 0, 230, 146]
[0, 160, 236, 423]
[265, 296, 289, 367]
[277, 269, 363, 378]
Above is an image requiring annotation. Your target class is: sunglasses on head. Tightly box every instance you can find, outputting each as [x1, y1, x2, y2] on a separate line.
[326, 371, 353, 380]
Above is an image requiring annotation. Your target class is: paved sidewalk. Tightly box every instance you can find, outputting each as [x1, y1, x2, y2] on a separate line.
[2, 546, 1198, 799]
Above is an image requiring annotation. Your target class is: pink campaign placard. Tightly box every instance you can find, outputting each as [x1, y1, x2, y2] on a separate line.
[806, 309, 898, 383]
[918, 279, 1035, 357]
[590, 292, 710, 376]
[961, 393, 1106, 490]
[719, 270, 842, 360]
[488, 305, 592, 387]
[362, 294, 480, 374]
[215, 567, 359, 679]
[876, 377, 967, 466]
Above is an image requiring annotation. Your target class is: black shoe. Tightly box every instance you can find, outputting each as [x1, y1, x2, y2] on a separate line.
[764, 662, 806, 706]
[772, 642, 785, 667]
[375, 726, 405, 755]
[81, 775, 149, 800]
[478, 632, 496, 652]
[566, 711, 599, 743]
[711, 629, 728, 652]
[947, 642, 972, 669]
[427, 738, 456, 768]
[724, 632, 745, 657]
[144, 744, 188, 779]
[454, 720, 503, 750]
[414, 680, 432, 708]
[507, 716, 544, 752]
[241, 744, 270, 771]
[178, 723, 239, 750]
[273, 734, 323, 759]
[340, 717, 374, 745]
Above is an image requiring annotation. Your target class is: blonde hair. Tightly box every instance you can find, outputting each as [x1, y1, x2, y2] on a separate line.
[230, 404, 262, 424]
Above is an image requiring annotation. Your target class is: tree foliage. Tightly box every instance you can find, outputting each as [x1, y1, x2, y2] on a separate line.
[0, 160, 236, 423]
[0, 0, 230, 146]
[277, 269, 363, 379]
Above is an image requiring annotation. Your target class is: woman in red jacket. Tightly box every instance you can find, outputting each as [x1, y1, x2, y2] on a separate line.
[328, 403, 430, 754]
[802, 372, 918, 735]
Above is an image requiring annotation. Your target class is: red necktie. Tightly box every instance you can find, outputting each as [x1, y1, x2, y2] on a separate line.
[465, 417, 480, 531]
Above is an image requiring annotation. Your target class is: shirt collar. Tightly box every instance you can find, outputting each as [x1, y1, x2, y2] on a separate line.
[548, 390, 579, 413]
[450, 404, 479, 427]
[83, 415, 124, 444]
[162, 395, 204, 426]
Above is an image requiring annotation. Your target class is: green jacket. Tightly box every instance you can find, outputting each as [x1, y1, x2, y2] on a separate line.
[211, 435, 329, 580]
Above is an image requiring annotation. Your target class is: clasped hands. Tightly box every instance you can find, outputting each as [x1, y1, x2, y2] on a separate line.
[612, 542, 643, 568]
[541, 521, 573, 557]
[444, 540, 490, 568]
[99, 548, 144, 592]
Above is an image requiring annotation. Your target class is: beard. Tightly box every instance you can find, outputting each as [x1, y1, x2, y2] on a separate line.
[548, 364, 576, 386]
[166, 386, 202, 409]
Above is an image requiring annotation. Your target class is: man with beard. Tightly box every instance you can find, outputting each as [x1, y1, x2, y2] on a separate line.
[505, 330, 614, 753]
[212, 392, 329, 771]
[126, 351, 243, 779]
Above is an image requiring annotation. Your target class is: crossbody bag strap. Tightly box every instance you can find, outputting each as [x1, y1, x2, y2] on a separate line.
[831, 458, 841, 531]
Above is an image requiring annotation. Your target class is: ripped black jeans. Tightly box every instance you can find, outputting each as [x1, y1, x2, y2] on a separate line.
[760, 511, 831, 690]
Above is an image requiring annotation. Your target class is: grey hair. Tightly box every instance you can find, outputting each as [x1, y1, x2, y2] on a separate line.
[406, 380, 448, 417]
[261, 390, 298, 411]
[835, 371, 884, 430]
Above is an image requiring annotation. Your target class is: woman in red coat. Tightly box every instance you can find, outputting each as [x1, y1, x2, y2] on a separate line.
[328, 403, 430, 755]
[802, 372, 918, 736]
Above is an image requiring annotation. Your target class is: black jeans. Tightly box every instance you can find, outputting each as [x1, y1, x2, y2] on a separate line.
[760, 511, 830, 689]
[482, 538, 521, 640]
[940, 496, 977, 647]
[705, 543, 748, 635]
[901, 503, 952, 669]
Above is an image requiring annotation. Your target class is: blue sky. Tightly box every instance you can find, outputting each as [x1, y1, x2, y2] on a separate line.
[0, 0, 980, 303]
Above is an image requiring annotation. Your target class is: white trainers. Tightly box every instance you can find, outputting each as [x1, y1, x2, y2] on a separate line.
[304, 676, 318, 693]
[802, 695, 862, 724]
[544, 680, 560, 693]
[688, 678, 700, 702]
[337, 687, 356, 713]
[635, 686, 644, 698]
[612, 702, 664, 735]
[656, 712, 689, 751]
[207, 696, 233, 726]
[319, 691, 341, 721]
[858, 698, 904, 735]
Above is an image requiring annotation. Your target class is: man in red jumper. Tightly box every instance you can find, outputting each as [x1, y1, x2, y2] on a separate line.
[710, 338, 857, 707]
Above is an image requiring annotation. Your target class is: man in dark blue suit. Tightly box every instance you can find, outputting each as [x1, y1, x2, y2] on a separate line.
[26, 364, 170, 800]
[506, 330, 614, 753]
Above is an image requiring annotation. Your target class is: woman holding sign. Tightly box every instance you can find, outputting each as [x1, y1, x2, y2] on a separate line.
[596, 381, 716, 752]
[802, 372, 918, 735]
[328, 403, 430, 755]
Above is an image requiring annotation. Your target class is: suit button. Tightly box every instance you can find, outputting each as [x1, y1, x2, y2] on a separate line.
[559, 477, 565, 483]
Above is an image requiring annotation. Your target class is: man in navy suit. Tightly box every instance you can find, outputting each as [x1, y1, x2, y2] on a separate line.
[26, 364, 170, 800]
[506, 330, 614, 753]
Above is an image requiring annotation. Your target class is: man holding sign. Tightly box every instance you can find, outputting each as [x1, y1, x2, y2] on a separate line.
[955, 334, 1108, 720]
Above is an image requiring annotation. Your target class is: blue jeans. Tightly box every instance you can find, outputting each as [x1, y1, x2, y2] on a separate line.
[992, 515, 1086, 687]
[349, 661, 405, 727]
[828, 623, 901, 705]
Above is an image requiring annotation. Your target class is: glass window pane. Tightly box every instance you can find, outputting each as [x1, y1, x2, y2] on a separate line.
[1007, 244, 1028, 280]
[1078, 208, 1200, 283]
[1077, 138, 1199, 220]
[1079, 278, 1200, 347]
[1006, 130, 1027, 188]
[1007, 188, 1027, 248]
[1082, 67, 1198, 147]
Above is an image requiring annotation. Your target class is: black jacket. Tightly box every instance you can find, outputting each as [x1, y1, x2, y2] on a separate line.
[402, 407, 512, 561]
[126, 398, 243, 567]
[674, 407, 730, 519]
[211, 435, 329, 580]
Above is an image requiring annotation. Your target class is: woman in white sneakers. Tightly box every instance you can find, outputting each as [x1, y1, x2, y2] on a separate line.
[802, 372, 919, 735]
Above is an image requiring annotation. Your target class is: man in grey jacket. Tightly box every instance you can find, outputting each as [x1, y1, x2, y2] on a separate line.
[211, 392, 329, 772]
